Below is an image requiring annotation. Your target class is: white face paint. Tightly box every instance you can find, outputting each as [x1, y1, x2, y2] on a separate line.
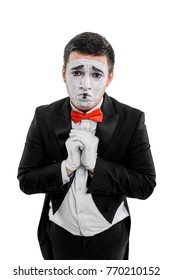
[65, 58, 109, 111]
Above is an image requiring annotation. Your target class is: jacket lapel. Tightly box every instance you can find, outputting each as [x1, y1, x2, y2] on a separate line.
[54, 98, 72, 157]
[96, 94, 119, 156]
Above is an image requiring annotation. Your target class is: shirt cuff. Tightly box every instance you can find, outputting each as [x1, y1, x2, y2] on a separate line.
[61, 160, 71, 184]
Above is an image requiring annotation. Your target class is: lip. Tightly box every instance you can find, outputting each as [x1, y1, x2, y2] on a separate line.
[77, 99, 92, 102]
[77, 97, 93, 101]
[76, 93, 92, 99]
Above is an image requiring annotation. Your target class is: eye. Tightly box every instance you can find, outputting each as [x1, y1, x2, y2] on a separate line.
[72, 71, 83, 77]
[92, 72, 102, 79]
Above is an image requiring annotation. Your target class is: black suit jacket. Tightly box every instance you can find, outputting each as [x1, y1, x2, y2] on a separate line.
[18, 93, 156, 259]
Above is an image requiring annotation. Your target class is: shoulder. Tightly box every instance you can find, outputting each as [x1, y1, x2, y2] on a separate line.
[33, 97, 69, 120]
[36, 97, 69, 114]
[109, 95, 141, 114]
[31, 97, 70, 128]
[108, 95, 143, 121]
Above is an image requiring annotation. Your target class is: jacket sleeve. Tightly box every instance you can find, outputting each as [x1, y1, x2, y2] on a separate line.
[17, 108, 65, 195]
[87, 112, 156, 199]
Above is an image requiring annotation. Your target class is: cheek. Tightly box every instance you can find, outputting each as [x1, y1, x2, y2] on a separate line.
[92, 80, 107, 98]
[66, 77, 78, 96]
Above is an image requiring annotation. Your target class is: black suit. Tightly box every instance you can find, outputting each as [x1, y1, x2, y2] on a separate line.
[18, 93, 156, 259]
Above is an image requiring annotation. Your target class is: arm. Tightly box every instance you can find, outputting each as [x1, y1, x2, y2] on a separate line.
[17, 108, 64, 195]
[87, 112, 156, 199]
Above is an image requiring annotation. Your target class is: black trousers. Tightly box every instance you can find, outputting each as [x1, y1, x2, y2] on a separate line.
[47, 219, 129, 260]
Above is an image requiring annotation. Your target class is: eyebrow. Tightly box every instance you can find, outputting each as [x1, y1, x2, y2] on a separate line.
[70, 65, 104, 74]
[71, 65, 84, 70]
[92, 66, 104, 74]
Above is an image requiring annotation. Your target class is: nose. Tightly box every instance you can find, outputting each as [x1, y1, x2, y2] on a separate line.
[79, 75, 91, 91]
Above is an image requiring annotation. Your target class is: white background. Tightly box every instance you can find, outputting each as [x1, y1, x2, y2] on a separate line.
[0, 0, 172, 279]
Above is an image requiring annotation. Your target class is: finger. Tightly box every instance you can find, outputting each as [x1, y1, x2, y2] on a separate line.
[70, 137, 86, 148]
[74, 140, 84, 150]
[69, 138, 84, 149]
[66, 137, 84, 149]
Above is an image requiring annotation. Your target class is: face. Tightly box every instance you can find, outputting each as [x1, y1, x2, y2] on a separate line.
[62, 52, 114, 111]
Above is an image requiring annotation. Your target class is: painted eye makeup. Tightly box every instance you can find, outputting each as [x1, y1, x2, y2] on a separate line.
[72, 71, 83, 77]
[71, 70, 103, 79]
[92, 72, 103, 79]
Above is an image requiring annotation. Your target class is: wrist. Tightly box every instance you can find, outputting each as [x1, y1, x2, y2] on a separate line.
[89, 168, 94, 173]
[65, 158, 78, 172]
[82, 156, 97, 171]
[65, 167, 73, 177]
[61, 160, 71, 184]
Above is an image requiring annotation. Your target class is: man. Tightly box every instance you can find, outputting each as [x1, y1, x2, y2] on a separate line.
[17, 32, 156, 260]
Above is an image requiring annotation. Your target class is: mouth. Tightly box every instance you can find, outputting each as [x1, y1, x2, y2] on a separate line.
[77, 93, 92, 100]
[78, 99, 91, 102]
[75, 97, 93, 105]
[82, 93, 88, 99]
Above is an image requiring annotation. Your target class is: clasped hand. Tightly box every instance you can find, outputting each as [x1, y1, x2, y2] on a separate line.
[65, 128, 99, 173]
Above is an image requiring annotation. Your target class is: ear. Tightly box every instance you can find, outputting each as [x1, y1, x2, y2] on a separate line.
[62, 66, 66, 82]
[106, 71, 114, 87]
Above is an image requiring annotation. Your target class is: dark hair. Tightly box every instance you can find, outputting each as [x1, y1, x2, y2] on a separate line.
[63, 32, 115, 73]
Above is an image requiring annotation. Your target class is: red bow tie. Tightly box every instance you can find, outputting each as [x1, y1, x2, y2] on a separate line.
[71, 108, 103, 123]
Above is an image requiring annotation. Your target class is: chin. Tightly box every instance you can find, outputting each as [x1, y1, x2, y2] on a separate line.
[75, 101, 95, 112]
[77, 106, 92, 112]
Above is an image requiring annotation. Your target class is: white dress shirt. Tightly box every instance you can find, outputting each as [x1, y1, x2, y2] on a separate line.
[49, 99, 129, 236]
